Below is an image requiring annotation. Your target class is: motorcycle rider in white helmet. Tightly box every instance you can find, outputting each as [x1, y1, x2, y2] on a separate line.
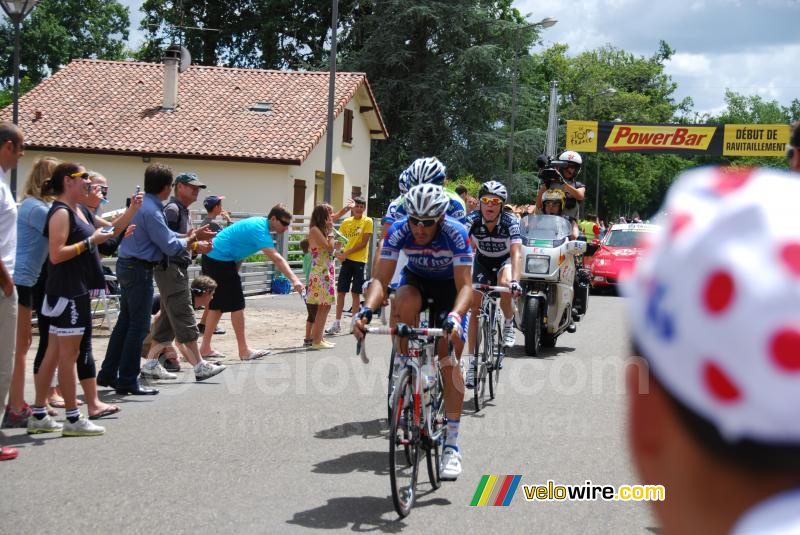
[535, 150, 586, 220]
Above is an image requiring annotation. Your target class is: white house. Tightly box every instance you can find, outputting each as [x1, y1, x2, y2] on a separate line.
[2, 58, 388, 215]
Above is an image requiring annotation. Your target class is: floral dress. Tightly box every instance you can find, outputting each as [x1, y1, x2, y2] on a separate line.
[305, 246, 336, 305]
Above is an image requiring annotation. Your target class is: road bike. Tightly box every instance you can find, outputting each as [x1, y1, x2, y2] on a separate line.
[357, 323, 447, 518]
[471, 284, 510, 411]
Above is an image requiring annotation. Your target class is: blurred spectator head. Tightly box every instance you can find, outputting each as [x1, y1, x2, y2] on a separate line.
[0, 121, 24, 172]
[144, 163, 173, 195]
[21, 156, 60, 201]
[626, 166, 800, 533]
[299, 238, 310, 254]
[203, 195, 226, 213]
[789, 121, 800, 172]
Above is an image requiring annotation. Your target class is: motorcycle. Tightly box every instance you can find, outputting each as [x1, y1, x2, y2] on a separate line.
[514, 214, 587, 356]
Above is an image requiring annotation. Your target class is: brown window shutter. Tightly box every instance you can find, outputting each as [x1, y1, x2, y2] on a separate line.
[343, 108, 353, 144]
[293, 179, 306, 215]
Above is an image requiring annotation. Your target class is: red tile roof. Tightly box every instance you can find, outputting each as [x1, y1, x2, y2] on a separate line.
[0, 59, 387, 164]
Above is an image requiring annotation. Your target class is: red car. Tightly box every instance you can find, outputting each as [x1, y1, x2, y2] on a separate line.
[589, 223, 659, 290]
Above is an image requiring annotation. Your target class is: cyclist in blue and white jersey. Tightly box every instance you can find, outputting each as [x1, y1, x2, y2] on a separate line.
[354, 184, 473, 481]
[464, 180, 522, 387]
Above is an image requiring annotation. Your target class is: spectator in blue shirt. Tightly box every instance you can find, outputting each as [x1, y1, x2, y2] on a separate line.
[199, 205, 303, 360]
[97, 164, 213, 396]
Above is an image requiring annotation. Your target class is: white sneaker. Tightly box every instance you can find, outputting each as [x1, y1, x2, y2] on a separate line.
[464, 355, 475, 389]
[195, 361, 226, 382]
[27, 414, 63, 434]
[503, 322, 516, 347]
[62, 417, 105, 437]
[440, 447, 462, 481]
[324, 321, 341, 335]
[141, 362, 177, 380]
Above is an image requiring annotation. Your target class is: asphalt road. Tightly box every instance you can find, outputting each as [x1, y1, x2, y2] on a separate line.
[1, 293, 656, 534]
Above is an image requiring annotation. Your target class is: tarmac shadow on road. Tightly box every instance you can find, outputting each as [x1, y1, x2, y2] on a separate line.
[287, 495, 449, 532]
[312, 450, 389, 476]
[314, 417, 386, 440]
[503, 345, 576, 360]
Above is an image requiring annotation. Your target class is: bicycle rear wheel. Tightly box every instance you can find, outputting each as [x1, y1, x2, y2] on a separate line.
[426, 365, 445, 489]
[389, 368, 419, 517]
[474, 317, 489, 412]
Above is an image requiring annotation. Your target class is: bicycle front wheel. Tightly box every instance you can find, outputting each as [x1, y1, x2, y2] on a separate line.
[426, 365, 445, 489]
[474, 317, 490, 412]
[389, 368, 420, 518]
[489, 311, 503, 399]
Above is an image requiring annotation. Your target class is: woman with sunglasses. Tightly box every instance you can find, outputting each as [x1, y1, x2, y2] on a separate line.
[463, 180, 523, 388]
[1, 157, 59, 429]
[25, 163, 118, 436]
[199, 204, 304, 360]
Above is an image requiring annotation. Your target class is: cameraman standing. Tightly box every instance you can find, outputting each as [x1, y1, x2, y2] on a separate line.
[535, 151, 586, 220]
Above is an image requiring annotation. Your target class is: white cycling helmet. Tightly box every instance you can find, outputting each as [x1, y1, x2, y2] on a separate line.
[404, 184, 449, 219]
[558, 150, 583, 174]
[407, 157, 446, 186]
[479, 180, 508, 202]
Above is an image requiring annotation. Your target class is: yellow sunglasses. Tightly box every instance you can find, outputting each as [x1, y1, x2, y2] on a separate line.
[480, 196, 503, 206]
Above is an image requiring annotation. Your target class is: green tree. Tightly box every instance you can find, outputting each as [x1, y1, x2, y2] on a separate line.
[340, 0, 534, 208]
[135, 0, 359, 70]
[0, 0, 129, 87]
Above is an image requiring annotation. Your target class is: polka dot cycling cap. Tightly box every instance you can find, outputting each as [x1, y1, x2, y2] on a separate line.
[626, 166, 800, 444]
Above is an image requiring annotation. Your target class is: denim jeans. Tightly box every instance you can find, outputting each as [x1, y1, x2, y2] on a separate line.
[99, 257, 154, 386]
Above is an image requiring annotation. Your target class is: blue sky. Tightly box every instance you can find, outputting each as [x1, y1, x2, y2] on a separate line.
[122, 0, 798, 116]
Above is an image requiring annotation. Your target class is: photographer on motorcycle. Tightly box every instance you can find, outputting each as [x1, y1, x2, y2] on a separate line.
[535, 151, 586, 220]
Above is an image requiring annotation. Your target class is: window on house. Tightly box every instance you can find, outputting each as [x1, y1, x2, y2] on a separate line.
[293, 179, 306, 215]
[351, 186, 362, 200]
[343, 108, 353, 144]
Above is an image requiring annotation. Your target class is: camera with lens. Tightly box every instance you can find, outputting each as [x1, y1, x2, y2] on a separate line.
[537, 155, 569, 189]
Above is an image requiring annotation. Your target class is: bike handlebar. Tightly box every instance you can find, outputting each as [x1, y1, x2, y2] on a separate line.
[472, 283, 512, 293]
[354, 324, 446, 364]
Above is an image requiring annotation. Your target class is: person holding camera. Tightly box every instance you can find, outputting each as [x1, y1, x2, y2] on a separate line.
[535, 151, 586, 220]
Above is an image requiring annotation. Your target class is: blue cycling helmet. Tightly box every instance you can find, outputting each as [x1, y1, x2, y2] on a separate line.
[407, 157, 446, 187]
[398, 169, 411, 194]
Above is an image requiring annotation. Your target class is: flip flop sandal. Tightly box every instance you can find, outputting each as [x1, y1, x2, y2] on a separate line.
[0, 447, 18, 461]
[201, 351, 227, 360]
[89, 405, 121, 420]
[240, 349, 271, 361]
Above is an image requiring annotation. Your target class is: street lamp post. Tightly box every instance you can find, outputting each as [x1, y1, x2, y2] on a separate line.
[0, 0, 38, 199]
[507, 17, 556, 183]
[322, 0, 338, 204]
[586, 87, 616, 216]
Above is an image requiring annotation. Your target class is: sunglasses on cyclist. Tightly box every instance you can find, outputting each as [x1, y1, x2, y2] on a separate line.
[408, 216, 438, 227]
[480, 196, 503, 206]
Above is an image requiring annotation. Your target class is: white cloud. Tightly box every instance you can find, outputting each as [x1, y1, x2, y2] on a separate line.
[666, 52, 711, 76]
[514, 0, 800, 114]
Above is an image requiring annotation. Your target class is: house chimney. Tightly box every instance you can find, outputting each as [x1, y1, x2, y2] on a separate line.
[161, 48, 181, 111]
